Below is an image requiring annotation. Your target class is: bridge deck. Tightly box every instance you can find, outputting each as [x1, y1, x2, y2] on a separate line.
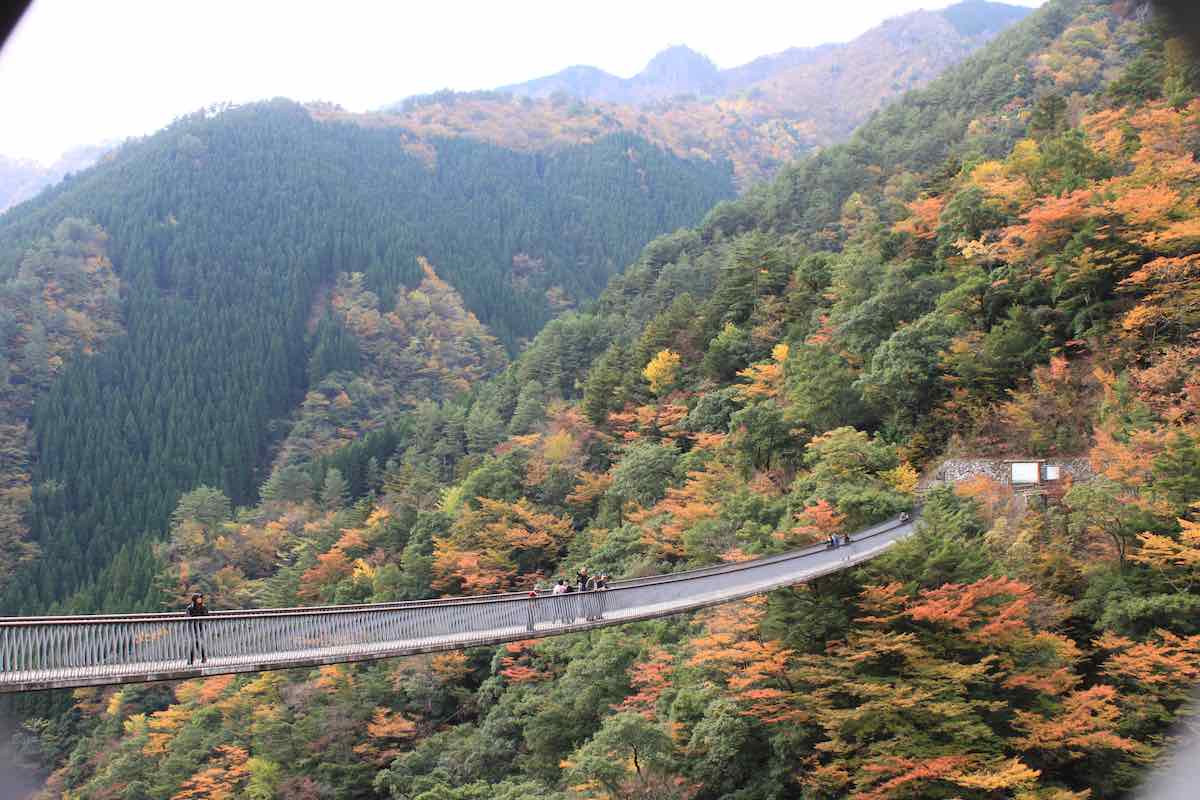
[0, 517, 914, 692]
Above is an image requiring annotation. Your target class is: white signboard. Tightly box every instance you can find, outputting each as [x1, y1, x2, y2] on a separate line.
[1011, 462, 1039, 484]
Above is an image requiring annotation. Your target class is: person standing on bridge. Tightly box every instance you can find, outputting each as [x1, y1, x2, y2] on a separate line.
[526, 588, 539, 632]
[595, 574, 610, 620]
[552, 579, 568, 623]
[585, 574, 600, 620]
[185, 593, 209, 665]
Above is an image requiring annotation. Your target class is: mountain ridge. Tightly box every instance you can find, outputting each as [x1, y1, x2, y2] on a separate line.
[488, 0, 1034, 105]
[363, 0, 1035, 188]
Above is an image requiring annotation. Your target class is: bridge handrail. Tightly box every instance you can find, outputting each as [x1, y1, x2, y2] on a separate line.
[0, 515, 913, 627]
[0, 516, 917, 692]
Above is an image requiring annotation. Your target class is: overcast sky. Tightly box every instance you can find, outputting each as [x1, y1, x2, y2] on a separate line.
[0, 0, 1044, 164]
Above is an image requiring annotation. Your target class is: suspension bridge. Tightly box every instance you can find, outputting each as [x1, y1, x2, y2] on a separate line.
[0, 515, 916, 693]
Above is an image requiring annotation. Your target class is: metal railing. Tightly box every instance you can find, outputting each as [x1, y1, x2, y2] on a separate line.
[0, 515, 916, 693]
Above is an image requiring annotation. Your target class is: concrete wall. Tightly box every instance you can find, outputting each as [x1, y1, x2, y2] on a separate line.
[920, 457, 1095, 490]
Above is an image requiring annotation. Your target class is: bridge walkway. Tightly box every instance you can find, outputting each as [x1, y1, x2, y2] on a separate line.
[0, 516, 915, 693]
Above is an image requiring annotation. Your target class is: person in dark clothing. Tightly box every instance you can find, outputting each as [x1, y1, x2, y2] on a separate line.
[576, 566, 590, 593]
[595, 574, 610, 620]
[564, 582, 577, 622]
[585, 574, 599, 620]
[185, 593, 209, 665]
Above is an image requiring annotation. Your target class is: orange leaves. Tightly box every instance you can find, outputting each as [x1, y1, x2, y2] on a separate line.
[999, 356, 1095, 457]
[298, 547, 353, 600]
[857, 755, 970, 800]
[367, 706, 417, 740]
[499, 639, 551, 684]
[430, 651, 470, 684]
[953, 475, 1014, 526]
[892, 195, 945, 240]
[432, 542, 506, 595]
[170, 745, 250, 800]
[144, 704, 192, 756]
[1106, 183, 1182, 227]
[1130, 517, 1200, 581]
[1012, 685, 1138, 758]
[617, 648, 674, 718]
[605, 401, 691, 442]
[1089, 426, 1164, 487]
[906, 576, 1034, 646]
[857, 581, 908, 624]
[1126, 101, 1200, 182]
[333, 526, 369, 556]
[999, 189, 1098, 261]
[433, 498, 573, 593]
[1119, 253, 1200, 335]
[354, 707, 418, 763]
[175, 674, 234, 705]
[314, 664, 355, 694]
[566, 472, 613, 509]
[783, 498, 844, 546]
[735, 343, 788, 402]
[630, 457, 735, 559]
[690, 598, 801, 724]
[1096, 628, 1200, 695]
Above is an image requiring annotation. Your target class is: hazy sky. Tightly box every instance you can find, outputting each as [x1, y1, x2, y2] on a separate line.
[0, 0, 1044, 164]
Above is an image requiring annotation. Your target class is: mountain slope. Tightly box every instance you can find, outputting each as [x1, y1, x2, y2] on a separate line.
[22, 1, 1200, 798]
[366, 2, 1034, 188]
[0, 100, 733, 614]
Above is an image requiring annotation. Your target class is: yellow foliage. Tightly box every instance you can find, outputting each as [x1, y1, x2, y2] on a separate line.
[542, 429, 576, 464]
[882, 462, 920, 495]
[123, 713, 147, 737]
[366, 506, 391, 527]
[352, 558, 377, 582]
[643, 349, 682, 395]
[952, 758, 1041, 790]
[314, 664, 356, 694]
[736, 344, 788, 402]
[145, 705, 192, 755]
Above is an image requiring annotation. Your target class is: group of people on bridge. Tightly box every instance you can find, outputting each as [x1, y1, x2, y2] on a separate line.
[526, 566, 610, 630]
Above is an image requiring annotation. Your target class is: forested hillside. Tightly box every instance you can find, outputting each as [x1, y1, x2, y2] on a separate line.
[345, 1, 1032, 188]
[0, 100, 732, 615]
[16, 1, 1200, 798]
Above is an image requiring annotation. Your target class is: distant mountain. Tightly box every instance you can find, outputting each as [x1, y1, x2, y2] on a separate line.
[0, 143, 113, 212]
[495, 0, 1033, 105]
[371, 0, 1034, 187]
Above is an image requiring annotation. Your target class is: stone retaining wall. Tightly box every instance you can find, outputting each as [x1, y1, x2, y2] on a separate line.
[920, 457, 1095, 491]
